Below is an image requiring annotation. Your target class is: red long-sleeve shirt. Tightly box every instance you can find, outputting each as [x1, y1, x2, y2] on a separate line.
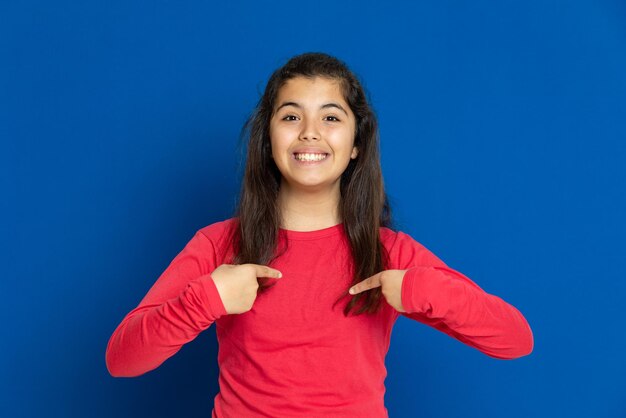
[106, 218, 533, 417]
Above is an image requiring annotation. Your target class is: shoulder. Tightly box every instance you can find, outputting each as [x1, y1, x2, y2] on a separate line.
[379, 226, 425, 251]
[198, 217, 238, 239]
[196, 217, 238, 257]
[379, 226, 446, 269]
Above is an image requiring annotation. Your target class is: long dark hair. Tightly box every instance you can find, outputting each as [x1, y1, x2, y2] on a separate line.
[231, 52, 393, 316]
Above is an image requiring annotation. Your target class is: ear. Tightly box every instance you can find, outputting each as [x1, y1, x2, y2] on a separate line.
[351, 147, 358, 159]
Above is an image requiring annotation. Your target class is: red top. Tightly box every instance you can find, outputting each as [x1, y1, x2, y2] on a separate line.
[106, 218, 533, 417]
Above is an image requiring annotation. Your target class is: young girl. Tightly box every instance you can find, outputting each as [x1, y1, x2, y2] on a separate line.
[106, 52, 533, 417]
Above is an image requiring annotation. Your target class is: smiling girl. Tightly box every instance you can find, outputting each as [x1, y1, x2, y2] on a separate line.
[106, 52, 533, 417]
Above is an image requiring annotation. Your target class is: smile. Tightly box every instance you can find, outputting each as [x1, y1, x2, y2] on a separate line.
[293, 153, 328, 162]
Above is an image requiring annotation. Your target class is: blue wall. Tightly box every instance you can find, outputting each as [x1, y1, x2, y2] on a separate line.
[2, 1, 625, 417]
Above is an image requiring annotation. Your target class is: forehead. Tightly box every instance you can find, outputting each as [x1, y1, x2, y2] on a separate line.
[275, 76, 347, 105]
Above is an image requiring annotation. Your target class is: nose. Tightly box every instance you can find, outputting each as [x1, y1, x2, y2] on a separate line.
[298, 117, 320, 141]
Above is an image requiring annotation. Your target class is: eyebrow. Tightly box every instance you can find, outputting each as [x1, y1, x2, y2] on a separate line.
[274, 101, 349, 116]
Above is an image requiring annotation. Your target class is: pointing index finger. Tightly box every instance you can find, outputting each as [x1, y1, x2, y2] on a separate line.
[349, 272, 382, 295]
[249, 264, 282, 279]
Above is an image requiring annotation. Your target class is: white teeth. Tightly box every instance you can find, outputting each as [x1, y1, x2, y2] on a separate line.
[294, 153, 327, 161]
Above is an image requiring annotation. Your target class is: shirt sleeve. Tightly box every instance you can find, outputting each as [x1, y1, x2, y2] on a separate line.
[390, 231, 534, 360]
[105, 230, 228, 377]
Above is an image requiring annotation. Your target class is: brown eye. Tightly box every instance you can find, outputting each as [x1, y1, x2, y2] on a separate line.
[325, 116, 340, 122]
[283, 115, 298, 121]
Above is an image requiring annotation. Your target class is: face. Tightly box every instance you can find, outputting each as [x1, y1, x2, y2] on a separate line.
[269, 76, 358, 195]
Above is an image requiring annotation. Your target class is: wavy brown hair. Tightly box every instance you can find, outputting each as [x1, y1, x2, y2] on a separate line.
[230, 52, 393, 316]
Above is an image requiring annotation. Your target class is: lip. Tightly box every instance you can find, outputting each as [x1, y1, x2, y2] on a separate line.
[291, 148, 330, 165]
[292, 147, 330, 155]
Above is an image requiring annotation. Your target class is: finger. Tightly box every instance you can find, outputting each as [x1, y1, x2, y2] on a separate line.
[349, 272, 382, 295]
[248, 264, 282, 279]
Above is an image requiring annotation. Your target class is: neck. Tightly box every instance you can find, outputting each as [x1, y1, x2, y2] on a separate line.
[277, 182, 342, 231]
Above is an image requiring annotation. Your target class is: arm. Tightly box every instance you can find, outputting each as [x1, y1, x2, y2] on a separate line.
[105, 230, 228, 377]
[393, 232, 534, 360]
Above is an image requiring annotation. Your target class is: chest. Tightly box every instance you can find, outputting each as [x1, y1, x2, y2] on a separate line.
[216, 239, 394, 349]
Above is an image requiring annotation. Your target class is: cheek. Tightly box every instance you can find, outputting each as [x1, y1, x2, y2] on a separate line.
[270, 123, 292, 144]
[269, 132, 289, 161]
[328, 127, 356, 150]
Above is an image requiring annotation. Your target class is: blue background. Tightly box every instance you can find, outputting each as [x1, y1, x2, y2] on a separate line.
[2, 1, 625, 417]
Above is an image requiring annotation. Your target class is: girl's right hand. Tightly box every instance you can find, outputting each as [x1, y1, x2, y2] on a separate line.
[210, 264, 282, 315]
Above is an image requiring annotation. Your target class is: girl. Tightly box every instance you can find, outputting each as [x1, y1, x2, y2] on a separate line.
[106, 52, 533, 417]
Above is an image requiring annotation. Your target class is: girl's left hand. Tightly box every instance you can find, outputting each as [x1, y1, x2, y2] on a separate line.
[348, 269, 408, 312]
